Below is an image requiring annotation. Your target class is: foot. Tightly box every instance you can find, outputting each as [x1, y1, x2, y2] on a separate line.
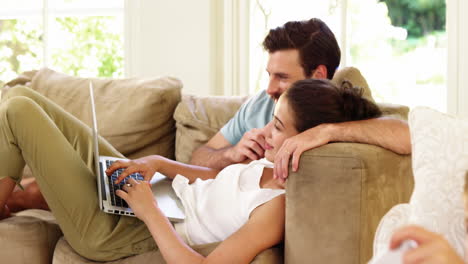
[6, 180, 49, 212]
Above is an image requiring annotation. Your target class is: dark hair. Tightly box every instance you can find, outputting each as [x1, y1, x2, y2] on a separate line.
[284, 79, 382, 133]
[262, 18, 341, 79]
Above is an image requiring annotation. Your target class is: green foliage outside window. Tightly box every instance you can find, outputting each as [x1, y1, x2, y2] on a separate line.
[0, 19, 42, 82]
[51, 16, 123, 78]
[0, 16, 123, 84]
[380, 0, 445, 38]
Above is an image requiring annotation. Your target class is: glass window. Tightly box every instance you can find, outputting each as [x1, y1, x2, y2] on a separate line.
[348, 0, 447, 111]
[250, 0, 447, 112]
[249, 0, 342, 94]
[0, 18, 43, 82]
[0, 0, 124, 84]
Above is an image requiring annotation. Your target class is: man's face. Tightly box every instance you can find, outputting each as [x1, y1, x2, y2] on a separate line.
[266, 49, 307, 101]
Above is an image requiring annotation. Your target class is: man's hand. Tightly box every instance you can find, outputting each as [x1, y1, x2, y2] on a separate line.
[107, 155, 162, 184]
[390, 225, 464, 264]
[274, 124, 332, 181]
[116, 178, 158, 222]
[225, 128, 266, 163]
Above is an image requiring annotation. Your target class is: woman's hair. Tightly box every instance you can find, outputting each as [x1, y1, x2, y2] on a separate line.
[284, 79, 382, 133]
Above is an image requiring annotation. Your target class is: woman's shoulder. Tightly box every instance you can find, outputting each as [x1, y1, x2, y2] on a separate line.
[250, 194, 285, 220]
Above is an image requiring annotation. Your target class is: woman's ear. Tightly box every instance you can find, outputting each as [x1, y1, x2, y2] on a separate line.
[311, 65, 328, 79]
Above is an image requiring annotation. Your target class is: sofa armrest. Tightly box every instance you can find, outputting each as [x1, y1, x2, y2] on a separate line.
[284, 142, 413, 264]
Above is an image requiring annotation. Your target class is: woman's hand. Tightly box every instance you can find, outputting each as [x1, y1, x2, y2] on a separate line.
[115, 178, 159, 222]
[274, 124, 331, 182]
[390, 225, 464, 264]
[106, 155, 162, 184]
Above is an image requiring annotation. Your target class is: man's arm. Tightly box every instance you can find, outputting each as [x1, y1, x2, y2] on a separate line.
[328, 117, 411, 154]
[189, 132, 236, 169]
[274, 117, 411, 180]
[190, 129, 266, 169]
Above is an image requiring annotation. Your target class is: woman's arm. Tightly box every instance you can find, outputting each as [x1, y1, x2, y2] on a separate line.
[203, 194, 285, 263]
[109, 155, 221, 184]
[117, 180, 285, 264]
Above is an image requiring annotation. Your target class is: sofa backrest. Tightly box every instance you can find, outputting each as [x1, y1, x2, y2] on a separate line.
[3, 68, 182, 160]
[173, 67, 409, 163]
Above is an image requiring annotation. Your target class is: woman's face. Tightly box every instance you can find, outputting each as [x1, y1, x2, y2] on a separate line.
[263, 95, 299, 162]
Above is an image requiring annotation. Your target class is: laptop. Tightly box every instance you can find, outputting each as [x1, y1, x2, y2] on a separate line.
[89, 82, 185, 222]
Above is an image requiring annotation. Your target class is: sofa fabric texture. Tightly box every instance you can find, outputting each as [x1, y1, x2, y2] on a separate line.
[174, 94, 248, 163]
[372, 107, 468, 260]
[0, 67, 413, 264]
[0, 209, 62, 263]
[5, 68, 183, 160]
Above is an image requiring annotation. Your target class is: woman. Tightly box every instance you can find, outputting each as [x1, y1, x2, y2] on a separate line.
[0, 79, 381, 263]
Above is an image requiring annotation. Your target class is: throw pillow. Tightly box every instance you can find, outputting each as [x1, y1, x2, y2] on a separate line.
[30, 68, 182, 159]
[373, 107, 468, 258]
[408, 107, 468, 256]
[173, 94, 247, 163]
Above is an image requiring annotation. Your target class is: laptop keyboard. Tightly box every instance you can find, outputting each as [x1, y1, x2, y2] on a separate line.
[106, 160, 144, 208]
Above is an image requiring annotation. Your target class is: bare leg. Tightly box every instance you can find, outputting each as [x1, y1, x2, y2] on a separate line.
[6, 179, 49, 212]
[0, 177, 15, 220]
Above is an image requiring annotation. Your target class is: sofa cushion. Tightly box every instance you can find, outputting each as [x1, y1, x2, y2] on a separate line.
[372, 107, 468, 258]
[0, 209, 62, 264]
[174, 94, 248, 163]
[406, 107, 468, 255]
[24, 68, 182, 159]
[53, 237, 282, 263]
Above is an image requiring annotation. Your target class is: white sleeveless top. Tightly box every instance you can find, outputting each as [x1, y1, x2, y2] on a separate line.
[172, 159, 285, 246]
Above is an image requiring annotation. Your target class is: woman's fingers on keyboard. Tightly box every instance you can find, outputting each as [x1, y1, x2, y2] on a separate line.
[106, 160, 130, 176]
[115, 166, 141, 184]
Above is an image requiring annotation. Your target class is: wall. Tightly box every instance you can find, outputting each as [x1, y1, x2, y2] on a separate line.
[125, 0, 221, 96]
[447, 0, 468, 117]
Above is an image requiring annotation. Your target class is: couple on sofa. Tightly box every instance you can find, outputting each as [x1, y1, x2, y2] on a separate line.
[0, 18, 461, 263]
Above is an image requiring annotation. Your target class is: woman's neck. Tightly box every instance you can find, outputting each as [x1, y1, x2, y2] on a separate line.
[260, 168, 285, 190]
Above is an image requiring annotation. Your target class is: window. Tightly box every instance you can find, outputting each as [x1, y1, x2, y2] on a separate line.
[0, 0, 124, 83]
[249, 0, 447, 112]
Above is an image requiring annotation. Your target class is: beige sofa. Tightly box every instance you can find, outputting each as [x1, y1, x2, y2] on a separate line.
[0, 67, 413, 264]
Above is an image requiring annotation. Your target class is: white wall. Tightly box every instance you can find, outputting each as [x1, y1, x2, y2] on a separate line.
[125, 0, 221, 96]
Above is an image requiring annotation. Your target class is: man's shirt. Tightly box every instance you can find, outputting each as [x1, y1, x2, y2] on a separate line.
[220, 90, 275, 145]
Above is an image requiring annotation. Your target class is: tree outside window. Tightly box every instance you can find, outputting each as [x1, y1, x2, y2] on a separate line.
[0, 0, 124, 84]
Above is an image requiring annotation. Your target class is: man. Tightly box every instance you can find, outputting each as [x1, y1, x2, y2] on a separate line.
[190, 18, 410, 180]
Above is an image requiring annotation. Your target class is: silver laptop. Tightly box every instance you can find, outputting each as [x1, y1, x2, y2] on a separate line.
[89, 82, 185, 222]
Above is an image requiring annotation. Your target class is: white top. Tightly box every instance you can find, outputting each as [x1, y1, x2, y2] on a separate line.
[172, 159, 285, 246]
